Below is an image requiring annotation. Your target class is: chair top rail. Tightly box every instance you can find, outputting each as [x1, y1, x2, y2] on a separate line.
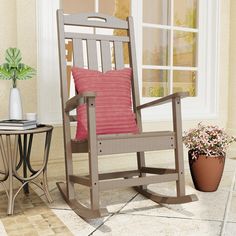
[61, 11, 129, 29]
[64, 32, 130, 43]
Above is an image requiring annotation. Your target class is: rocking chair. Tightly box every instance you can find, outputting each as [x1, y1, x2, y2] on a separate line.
[56, 10, 198, 219]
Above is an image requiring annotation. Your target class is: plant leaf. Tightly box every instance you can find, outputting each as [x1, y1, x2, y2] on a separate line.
[16, 64, 36, 80]
[5, 48, 22, 68]
[0, 64, 12, 80]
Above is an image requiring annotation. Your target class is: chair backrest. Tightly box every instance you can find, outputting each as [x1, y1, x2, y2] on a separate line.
[57, 10, 142, 128]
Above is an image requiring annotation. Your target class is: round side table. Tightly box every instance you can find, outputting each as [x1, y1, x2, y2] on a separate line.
[0, 125, 53, 215]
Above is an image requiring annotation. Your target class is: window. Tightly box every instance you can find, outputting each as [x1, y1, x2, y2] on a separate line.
[37, 0, 220, 123]
[142, 0, 197, 98]
[133, 0, 220, 120]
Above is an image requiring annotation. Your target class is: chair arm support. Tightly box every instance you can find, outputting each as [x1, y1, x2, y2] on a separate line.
[136, 92, 189, 110]
[65, 92, 96, 113]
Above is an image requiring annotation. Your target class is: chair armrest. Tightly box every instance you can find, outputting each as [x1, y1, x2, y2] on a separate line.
[137, 92, 189, 110]
[65, 92, 96, 113]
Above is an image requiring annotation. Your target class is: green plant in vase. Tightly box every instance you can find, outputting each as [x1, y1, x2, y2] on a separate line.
[0, 48, 36, 119]
[0, 48, 36, 87]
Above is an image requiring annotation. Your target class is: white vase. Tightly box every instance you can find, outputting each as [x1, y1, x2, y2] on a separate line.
[9, 88, 23, 120]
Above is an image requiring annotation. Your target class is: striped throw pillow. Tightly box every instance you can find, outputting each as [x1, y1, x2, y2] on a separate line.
[72, 67, 138, 141]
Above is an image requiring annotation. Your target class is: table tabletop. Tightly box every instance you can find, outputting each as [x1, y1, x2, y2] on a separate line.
[0, 124, 53, 135]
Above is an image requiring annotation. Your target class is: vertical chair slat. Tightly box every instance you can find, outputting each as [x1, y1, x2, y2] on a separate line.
[73, 38, 84, 67]
[114, 41, 124, 69]
[101, 41, 112, 72]
[87, 39, 98, 70]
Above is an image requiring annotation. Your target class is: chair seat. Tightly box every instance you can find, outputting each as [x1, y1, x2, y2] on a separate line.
[72, 131, 175, 155]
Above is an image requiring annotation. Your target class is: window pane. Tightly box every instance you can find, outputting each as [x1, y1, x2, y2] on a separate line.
[99, 0, 130, 18]
[143, 69, 169, 97]
[62, 0, 94, 13]
[174, 0, 197, 28]
[143, 0, 170, 25]
[143, 28, 169, 66]
[99, 0, 115, 15]
[173, 71, 196, 96]
[99, 0, 130, 65]
[173, 31, 196, 67]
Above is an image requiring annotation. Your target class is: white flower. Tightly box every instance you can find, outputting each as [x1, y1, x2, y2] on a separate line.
[183, 123, 236, 159]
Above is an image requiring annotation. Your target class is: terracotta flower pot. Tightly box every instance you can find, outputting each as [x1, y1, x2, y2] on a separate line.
[188, 151, 225, 192]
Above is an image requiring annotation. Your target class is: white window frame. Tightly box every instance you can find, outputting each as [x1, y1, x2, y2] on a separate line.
[132, 0, 220, 121]
[37, 0, 220, 124]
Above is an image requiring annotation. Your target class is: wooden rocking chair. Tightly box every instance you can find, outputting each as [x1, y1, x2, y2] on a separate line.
[56, 10, 198, 219]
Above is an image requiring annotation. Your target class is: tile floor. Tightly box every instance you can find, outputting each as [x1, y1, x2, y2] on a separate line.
[0, 154, 236, 236]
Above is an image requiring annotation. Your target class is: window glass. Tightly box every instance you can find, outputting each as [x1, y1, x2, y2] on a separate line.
[143, 69, 169, 97]
[174, 0, 197, 28]
[143, 28, 169, 66]
[109, 0, 131, 64]
[173, 31, 197, 67]
[143, 0, 170, 25]
[99, 0, 130, 19]
[142, 0, 198, 97]
[62, 0, 94, 13]
[173, 70, 196, 96]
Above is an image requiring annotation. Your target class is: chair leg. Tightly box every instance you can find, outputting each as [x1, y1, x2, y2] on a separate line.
[61, 116, 76, 200]
[89, 151, 100, 210]
[137, 151, 147, 190]
[87, 97, 100, 210]
[65, 147, 76, 200]
[174, 144, 186, 196]
[172, 97, 185, 196]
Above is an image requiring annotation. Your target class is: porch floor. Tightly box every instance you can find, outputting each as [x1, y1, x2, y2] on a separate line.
[0, 154, 235, 236]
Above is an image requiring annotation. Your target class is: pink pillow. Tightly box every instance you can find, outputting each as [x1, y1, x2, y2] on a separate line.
[72, 67, 138, 141]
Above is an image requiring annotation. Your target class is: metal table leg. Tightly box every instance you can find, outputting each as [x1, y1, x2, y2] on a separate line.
[13, 130, 53, 205]
[0, 135, 10, 207]
[0, 135, 9, 183]
[18, 134, 34, 194]
[6, 135, 18, 215]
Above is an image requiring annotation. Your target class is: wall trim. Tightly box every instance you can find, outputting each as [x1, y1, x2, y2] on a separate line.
[36, 0, 62, 124]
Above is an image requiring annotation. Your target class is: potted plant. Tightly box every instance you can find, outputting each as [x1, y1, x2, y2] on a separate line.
[0, 48, 36, 119]
[183, 123, 236, 192]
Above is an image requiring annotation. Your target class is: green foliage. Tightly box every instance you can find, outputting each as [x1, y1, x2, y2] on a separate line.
[0, 48, 36, 88]
[0, 63, 12, 80]
[5, 48, 22, 68]
[16, 63, 36, 80]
